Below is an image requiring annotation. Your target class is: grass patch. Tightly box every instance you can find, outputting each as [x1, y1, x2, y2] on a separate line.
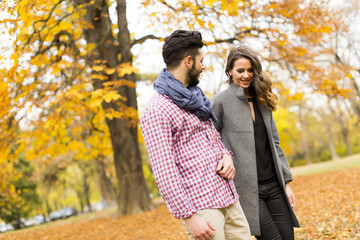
[291, 153, 360, 177]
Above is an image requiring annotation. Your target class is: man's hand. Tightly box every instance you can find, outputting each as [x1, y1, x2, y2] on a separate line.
[184, 214, 216, 240]
[216, 154, 235, 180]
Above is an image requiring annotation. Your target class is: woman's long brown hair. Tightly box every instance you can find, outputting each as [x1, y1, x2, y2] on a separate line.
[225, 46, 278, 111]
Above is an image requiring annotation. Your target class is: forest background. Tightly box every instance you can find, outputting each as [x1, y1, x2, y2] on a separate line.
[0, 0, 359, 233]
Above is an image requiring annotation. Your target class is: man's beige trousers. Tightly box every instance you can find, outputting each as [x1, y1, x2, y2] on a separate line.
[182, 201, 252, 240]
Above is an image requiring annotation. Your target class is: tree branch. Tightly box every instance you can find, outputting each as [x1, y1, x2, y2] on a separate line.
[36, 11, 75, 52]
[160, 0, 177, 11]
[35, 30, 80, 56]
[20, 0, 65, 51]
[214, 28, 264, 44]
[131, 34, 162, 46]
[90, 114, 105, 134]
[33, 0, 65, 26]
[214, 37, 237, 44]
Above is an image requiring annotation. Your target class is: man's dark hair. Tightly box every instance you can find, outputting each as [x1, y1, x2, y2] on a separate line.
[162, 30, 204, 69]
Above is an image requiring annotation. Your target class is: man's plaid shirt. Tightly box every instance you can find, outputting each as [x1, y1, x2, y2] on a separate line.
[140, 92, 239, 219]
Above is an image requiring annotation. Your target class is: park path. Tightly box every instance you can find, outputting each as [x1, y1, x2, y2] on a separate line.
[1, 166, 359, 240]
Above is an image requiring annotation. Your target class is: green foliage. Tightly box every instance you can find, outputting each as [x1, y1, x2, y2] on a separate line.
[0, 157, 40, 229]
[337, 144, 350, 158]
[352, 145, 360, 155]
[318, 148, 332, 162]
[289, 152, 307, 166]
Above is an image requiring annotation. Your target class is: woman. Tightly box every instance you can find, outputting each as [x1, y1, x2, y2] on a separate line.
[211, 46, 300, 240]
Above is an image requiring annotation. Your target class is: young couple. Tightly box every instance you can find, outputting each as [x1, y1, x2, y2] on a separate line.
[140, 30, 300, 240]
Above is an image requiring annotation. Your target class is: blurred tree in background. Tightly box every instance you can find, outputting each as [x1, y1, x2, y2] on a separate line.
[142, 0, 360, 163]
[0, 156, 39, 229]
[0, 0, 154, 223]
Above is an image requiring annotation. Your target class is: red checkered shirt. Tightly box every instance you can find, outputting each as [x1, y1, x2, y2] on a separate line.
[140, 92, 239, 219]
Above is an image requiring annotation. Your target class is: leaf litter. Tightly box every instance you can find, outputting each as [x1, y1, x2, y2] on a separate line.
[1, 166, 359, 240]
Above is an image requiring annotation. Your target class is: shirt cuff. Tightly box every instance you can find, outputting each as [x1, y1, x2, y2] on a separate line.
[175, 208, 197, 219]
[222, 150, 234, 159]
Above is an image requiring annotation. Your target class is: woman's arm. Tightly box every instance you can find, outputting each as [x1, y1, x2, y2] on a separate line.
[211, 95, 223, 132]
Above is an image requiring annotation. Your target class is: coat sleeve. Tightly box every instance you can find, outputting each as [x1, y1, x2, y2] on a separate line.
[211, 96, 234, 158]
[211, 95, 223, 132]
[270, 113, 293, 183]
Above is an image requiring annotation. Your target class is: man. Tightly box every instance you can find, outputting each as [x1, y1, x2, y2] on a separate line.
[140, 30, 251, 240]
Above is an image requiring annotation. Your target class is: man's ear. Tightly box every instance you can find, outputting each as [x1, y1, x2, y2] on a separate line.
[184, 55, 193, 68]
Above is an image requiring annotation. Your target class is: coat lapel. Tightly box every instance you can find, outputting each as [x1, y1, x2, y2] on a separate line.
[228, 83, 247, 102]
[257, 100, 271, 129]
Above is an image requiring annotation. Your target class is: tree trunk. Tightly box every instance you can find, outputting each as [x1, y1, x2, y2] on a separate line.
[13, 215, 21, 230]
[298, 107, 312, 164]
[75, 190, 85, 213]
[327, 125, 340, 161]
[83, 172, 91, 212]
[349, 97, 360, 124]
[330, 99, 353, 157]
[76, 0, 154, 216]
[299, 128, 312, 164]
[306, 139, 318, 163]
[340, 126, 353, 156]
[96, 157, 116, 208]
[43, 190, 52, 217]
[349, 77, 360, 124]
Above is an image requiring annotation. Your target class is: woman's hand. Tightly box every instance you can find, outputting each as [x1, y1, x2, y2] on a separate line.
[216, 154, 235, 180]
[285, 183, 296, 210]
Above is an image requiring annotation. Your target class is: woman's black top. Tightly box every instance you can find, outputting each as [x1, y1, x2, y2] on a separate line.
[248, 97, 277, 184]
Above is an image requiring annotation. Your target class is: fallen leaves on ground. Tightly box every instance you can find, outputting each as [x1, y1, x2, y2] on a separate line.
[292, 166, 360, 239]
[0, 203, 186, 240]
[1, 166, 359, 240]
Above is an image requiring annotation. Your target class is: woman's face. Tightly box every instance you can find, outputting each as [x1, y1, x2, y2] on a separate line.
[229, 57, 254, 89]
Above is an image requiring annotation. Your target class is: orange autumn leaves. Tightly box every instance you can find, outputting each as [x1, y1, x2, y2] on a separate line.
[2, 166, 359, 240]
[293, 167, 360, 239]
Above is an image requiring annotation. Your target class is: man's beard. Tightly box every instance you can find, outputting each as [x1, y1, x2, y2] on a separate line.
[186, 63, 201, 87]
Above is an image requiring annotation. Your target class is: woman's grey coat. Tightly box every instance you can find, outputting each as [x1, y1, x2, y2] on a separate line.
[211, 83, 300, 236]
